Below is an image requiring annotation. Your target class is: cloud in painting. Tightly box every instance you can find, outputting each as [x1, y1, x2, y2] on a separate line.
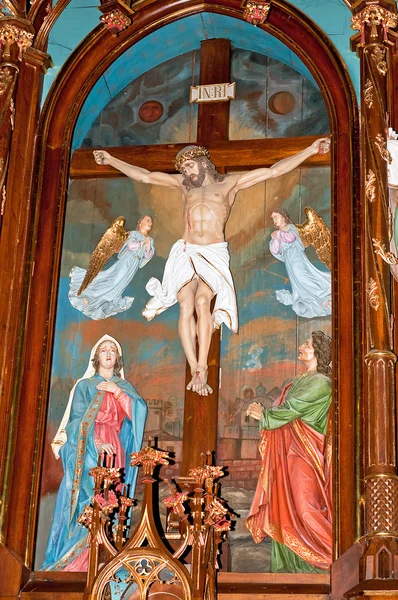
[65, 197, 110, 226]
[61, 250, 91, 277]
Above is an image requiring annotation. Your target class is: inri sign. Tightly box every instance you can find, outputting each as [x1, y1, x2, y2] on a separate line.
[190, 82, 236, 103]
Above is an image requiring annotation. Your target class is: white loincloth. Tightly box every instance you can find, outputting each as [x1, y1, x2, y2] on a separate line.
[143, 239, 238, 332]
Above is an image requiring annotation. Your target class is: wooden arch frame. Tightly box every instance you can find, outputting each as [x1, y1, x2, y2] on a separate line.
[7, 0, 359, 572]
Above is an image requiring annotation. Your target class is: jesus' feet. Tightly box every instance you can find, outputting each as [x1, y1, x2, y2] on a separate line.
[186, 366, 213, 396]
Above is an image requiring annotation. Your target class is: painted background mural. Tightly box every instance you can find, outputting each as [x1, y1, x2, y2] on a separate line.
[35, 46, 330, 572]
[219, 167, 331, 571]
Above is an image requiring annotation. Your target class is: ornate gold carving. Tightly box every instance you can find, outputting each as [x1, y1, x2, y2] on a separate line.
[371, 45, 387, 76]
[365, 475, 398, 536]
[0, 25, 33, 60]
[1, 185, 5, 215]
[241, 1, 271, 26]
[84, 449, 231, 600]
[163, 491, 189, 513]
[9, 96, 14, 129]
[100, 10, 131, 35]
[388, 208, 393, 240]
[364, 78, 374, 108]
[77, 505, 94, 528]
[373, 238, 398, 265]
[375, 133, 392, 163]
[351, 6, 398, 43]
[366, 169, 376, 202]
[188, 464, 224, 486]
[0, 65, 12, 95]
[204, 497, 231, 531]
[130, 444, 169, 475]
[367, 278, 380, 311]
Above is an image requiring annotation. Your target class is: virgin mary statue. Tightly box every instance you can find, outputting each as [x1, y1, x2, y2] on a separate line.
[41, 335, 147, 571]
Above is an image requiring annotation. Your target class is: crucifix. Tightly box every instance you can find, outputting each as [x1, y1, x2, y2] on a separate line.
[70, 39, 330, 473]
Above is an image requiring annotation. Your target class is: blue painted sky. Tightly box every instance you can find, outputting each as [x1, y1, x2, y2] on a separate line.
[42, 3, 359, 120]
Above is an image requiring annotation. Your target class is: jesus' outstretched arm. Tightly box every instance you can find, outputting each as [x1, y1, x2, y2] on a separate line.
[93, 150, 181, 188]
[234, 137, 330, 191]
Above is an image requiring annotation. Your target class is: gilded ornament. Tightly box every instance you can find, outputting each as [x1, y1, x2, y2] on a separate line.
[93, 490, 119, 515]
[0, 25, 33, 60]
[366, 169, 376, 203]
[1, 184, 5, 215]
[188, 464, 224, 484]
[9, 96, 14, 129]
[77, 505, 94, 529]
[351, 6, 398, 43]
[371, 46, 387, 76]
[367, 278, 380, 311]
[364, 78, 374, 108]
[130, 445, 169, 475]
[373, 238, 398, 265]
[163, 491, 189, 511]
[241, 1, 271, 26]
[100, 10, 131, 35]
[388, 208, 393, 240]
[0, 65, 12, 95]
[204, 497, 229, 527]
[375, 133, 392, 163]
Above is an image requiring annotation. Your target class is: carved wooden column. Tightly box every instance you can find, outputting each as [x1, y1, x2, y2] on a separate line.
[0, 19, 33, 229]
[0, 17, 35, 527]
[348, 1, 398, 593]
[0, 18, 51, 590]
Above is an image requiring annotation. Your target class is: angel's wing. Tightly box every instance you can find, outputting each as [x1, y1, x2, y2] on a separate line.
[77, 217, 129, 295]
[296, 207, 331, 270]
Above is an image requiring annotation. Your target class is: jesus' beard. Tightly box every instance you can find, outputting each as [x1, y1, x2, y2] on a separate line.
[182, 165, 206, 190]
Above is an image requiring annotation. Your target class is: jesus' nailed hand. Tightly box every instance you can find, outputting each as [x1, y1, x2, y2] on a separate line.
[93, 138, 330, 396]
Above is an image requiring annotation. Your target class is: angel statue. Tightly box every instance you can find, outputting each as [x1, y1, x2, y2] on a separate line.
[69, 215, 154, 320]
[270, 207, 331, 318]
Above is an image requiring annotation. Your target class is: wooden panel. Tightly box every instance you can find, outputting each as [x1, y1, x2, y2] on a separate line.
[20, 571, 86, 600]
[218, 572, 329, 599]
[0, 543, 30, 596]
[69, 136, 330, 179]
[0, 49, 51, 560]
[22, 595, 85, 600]
[218, 573, 329, 584]
[218, 596, 329, 600]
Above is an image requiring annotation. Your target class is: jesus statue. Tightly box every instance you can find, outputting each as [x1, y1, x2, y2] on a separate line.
[93, 138, 330, 396]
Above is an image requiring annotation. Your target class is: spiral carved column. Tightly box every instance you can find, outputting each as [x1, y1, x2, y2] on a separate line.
[351, 0, 398, 587]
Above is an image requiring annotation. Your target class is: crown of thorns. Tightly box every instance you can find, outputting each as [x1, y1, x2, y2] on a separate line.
[174, 146, 211, 171]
